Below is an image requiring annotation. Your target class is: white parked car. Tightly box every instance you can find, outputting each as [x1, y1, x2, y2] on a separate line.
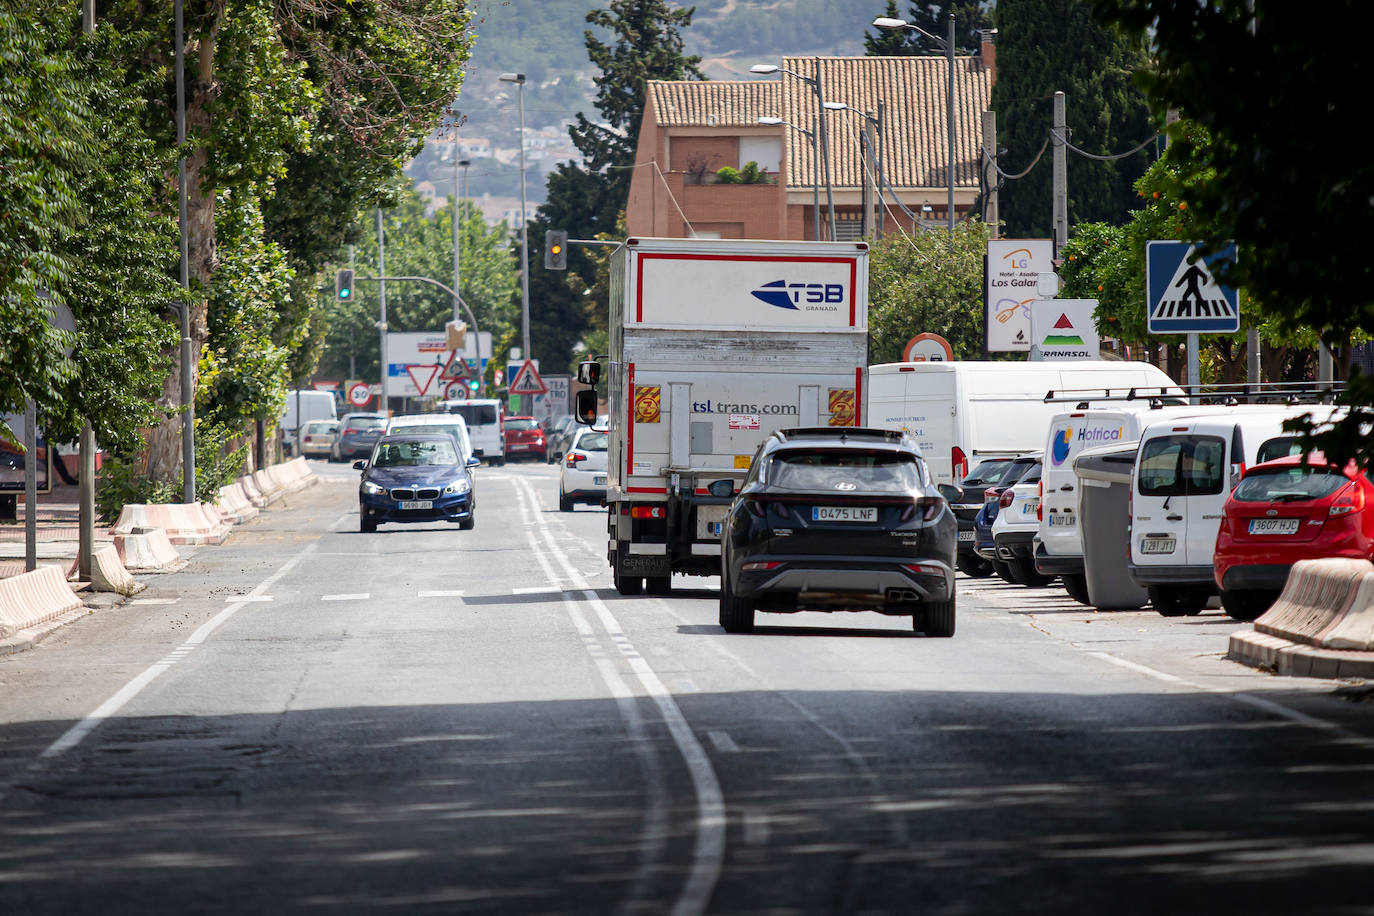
[990, 457, 1051, 586]
[559, 427, 608, 511]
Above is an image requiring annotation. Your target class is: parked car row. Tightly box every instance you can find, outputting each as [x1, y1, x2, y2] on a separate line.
[956, 399, 1358, 622]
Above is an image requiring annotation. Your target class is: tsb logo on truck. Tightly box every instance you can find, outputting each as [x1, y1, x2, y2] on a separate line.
[751, 280, 844, 312]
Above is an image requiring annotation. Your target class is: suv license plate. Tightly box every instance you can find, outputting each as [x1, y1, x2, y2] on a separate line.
[1140, 537, 1176, 554]
[958, 530, 975, 542]
[398, 500, 433, 510]
[813, 506, 876, 523]
[1249, 518, 1299, 535]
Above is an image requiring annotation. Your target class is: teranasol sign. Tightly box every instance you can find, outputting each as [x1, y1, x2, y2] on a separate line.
[986, 239, 1054, 352]
[1146, 241, 1239, 334]
[1030, 299, 1100, 360]
[634, 253, 863, 329]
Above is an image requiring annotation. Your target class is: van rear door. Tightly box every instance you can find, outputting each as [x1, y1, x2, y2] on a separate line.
[1133, 425, 1227, 569]
[868, 369, 957, 482]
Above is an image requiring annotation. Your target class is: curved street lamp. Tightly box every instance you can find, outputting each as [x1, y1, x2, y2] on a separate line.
[750, 62, 837, 240]
[498, 72, 530, 362]
[758, 116, 820, 240]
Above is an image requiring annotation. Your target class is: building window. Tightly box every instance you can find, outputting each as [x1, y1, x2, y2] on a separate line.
[739, 136, 781, 173]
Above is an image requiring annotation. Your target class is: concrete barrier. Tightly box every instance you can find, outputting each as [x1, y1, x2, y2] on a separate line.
[112, 502, 230, 546]
[114, 527, 184, 572]
[251, 468, 285, 505]
[89, 545, 144, 596]
[0, 565, 85, 638]
[238, 473, 269, 508]
[1253, 558, 1374, 645]
[216, 481, 260, 524]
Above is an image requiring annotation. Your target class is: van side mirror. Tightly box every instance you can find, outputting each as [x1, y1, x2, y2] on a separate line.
[576, 361, 601, 386]
[574, 389, 599, 425]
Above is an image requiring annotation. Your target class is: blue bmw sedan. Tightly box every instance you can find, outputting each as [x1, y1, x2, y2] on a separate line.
[355, 433, 479, 532]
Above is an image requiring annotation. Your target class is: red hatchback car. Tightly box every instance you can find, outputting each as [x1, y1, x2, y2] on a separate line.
[1213, 453, 1374, 621]
[503, 416, 546, 462]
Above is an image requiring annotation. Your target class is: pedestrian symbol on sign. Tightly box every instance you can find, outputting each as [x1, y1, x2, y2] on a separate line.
[1146, 241, 1239, 334]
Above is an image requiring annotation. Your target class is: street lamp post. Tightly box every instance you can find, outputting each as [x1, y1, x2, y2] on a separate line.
[750, 62, 836, 240]
[823, 102, 885, 237]
[874, 14, 957, 241]
[758, 117, 819, 240]
[499, 72, 531, 362]
[452, 154, 470, 326]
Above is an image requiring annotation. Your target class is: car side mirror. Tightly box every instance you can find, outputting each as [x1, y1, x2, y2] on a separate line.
[937, 483, 963, 503]
[707, 479, 734, 498]
[467, 456, 481, 468]
[352, 459, 368, 471]
[576, 361, 601, 386]
[575, 389, 598, 425]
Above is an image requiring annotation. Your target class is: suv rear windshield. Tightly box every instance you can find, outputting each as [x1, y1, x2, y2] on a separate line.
[1233, 466, 1349, 503]
[447, 404, 498, 425]
[1138, 435, 1226, 496]
[768, 450, 924, 492]
[963, 458, 1012, 485]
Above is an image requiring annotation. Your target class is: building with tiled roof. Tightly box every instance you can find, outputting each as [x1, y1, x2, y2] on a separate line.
[626, 35, 996, 241]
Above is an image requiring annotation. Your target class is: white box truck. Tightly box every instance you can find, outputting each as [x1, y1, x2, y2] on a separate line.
[579, 237, 870, 596]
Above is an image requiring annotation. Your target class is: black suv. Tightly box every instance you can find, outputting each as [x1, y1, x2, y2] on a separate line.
[718, 427, 958, 636]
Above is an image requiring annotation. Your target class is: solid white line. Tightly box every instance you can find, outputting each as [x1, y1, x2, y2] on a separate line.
[130, 598, 178, 606]
[515, 478, 725, 916]
[512, 586, 553, 595]
[417, 589, 465, 598]
[321, 593, 370, 601]
[38, 544, 317, 760]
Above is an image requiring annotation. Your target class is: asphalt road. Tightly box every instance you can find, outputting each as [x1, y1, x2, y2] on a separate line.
[1, 459, 1372, 915]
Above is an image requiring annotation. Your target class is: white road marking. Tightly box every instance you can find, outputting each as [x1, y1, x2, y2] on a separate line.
[321, 593, 369, 601]
[225, 595, 274, 602]
[512, 586, 552, 594]
[130, 598, 178, 606]
[417, 590, 465, 598]
[741, 808, 771, 846]
[708, 731, 739, 753]
[515, 478, 723, 916]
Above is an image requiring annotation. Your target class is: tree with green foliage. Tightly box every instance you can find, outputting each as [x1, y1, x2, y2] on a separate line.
[318, 189, 518, 387]
[868, 220, 997, 364]
[1088, 0, 1374, 464]
[527, 0, 704, 370]
[992, 0, 1155, 238]
[864, 1, 993, 57]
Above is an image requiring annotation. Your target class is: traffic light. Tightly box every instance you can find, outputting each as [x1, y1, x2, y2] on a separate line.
[335, 268, 354, 300]
[544, 230, 568, 270]
[467, 378, 480, 393]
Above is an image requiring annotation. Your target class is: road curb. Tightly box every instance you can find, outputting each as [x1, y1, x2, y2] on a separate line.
[1228, 629, 1374, 679]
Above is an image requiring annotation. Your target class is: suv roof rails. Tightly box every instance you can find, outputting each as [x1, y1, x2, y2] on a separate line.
[775, 427, 906, 444]
[1043, 380, 1345, 407]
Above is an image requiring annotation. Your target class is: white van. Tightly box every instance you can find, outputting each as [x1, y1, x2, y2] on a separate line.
[439, 398, 506, 465]
[385, 413, 474, 465]
[281, 390, 337, 456]
[1127, 406, 1344, 614]
[867, 360, 1180, 485]
[1036, 403, 1242, 602]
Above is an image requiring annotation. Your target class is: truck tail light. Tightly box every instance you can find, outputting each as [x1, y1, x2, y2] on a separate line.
[952, 446, 968, 482]
[630, 506, 665, 520]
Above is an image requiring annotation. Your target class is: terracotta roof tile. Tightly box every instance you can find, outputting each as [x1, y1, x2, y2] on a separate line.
[647, 80, 780, 128]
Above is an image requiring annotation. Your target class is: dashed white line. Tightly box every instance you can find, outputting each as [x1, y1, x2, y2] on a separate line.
[321, 593, 370, 601]
[417, 589, 465, 598]
[707, 731, 739, 753]
[225, 595, 274, 602]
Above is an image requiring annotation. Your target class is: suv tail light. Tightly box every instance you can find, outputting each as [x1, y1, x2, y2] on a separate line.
[1037, 479, 1044, 521]
[999, 489, 1016, 509]
[902, 497, 944, 522]
[952, 446, 968, 482]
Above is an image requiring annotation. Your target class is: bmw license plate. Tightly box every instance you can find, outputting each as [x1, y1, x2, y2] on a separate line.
[813, 506, 876, 523]
[1140, 537, 1176, 554]
[398, 500, 433, 510]
[1249, 518, 1299, 535]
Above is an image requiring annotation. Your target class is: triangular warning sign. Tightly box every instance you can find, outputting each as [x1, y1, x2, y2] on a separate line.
[406, 363, 443, 396]
[438, 350, 469, 381]
[508, 359, 547, 396]
[1053, 313, 1074, 329]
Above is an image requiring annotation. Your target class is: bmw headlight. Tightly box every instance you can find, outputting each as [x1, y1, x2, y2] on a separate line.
[443, 477, 471, 495]
[362, 481, 387, 495]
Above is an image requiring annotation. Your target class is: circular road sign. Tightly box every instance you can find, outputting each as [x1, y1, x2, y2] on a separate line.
[902, 332, 955, 363]
[347, 382, 372, 407]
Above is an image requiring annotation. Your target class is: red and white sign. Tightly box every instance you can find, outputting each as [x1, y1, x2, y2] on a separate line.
[347, 382, 372, 407]
[508, 359, 547, 396]
[728, 414, 761, 430]
[405, 364, 443, 397]
[443, 380, 469, 399]
[902, 332, 955, 363]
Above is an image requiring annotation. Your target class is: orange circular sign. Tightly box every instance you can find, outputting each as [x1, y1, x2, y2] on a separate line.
[902, 332, 955, 363]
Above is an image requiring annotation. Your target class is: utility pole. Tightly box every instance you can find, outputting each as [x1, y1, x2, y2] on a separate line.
[78, 0, 95, 580]
[982, 110, 1000, 238]
[377, 209, 388, 413]
[1052, 91, 1068, 251]
[813, 59, 837, 240]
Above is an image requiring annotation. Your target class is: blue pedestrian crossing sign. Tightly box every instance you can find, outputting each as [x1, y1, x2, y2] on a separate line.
[1146, 240, 1239, 334]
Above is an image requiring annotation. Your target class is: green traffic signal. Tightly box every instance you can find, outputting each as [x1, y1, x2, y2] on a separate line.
[336, 268, 354, 300]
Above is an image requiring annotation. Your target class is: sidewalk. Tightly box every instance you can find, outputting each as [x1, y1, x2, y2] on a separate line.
[0, 480, 114, 575]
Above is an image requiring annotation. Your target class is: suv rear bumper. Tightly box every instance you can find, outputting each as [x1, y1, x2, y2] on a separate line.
[1127, 563, 1215, 587]
[734, 556, 954, 607]
[1034, 544, 1084, 576]
[993, 529, 1036, 561]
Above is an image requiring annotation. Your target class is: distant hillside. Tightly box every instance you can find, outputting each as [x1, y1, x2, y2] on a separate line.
[412, 0, 870, 207]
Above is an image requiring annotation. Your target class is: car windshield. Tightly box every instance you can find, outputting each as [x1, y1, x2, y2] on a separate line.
[372, 439, 457, 467]
[507, 418, 539, 431]
[963, 458, 1012, 485]
[1234, 466, 1350, 503]
[1138, 435, 1225, 496]
[447, 404, 497, 425]
[768, 449, 923, 492]
[391, 425, 466, 447]
[347, 417, 386, 430]
[575, 431, 608, 451]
